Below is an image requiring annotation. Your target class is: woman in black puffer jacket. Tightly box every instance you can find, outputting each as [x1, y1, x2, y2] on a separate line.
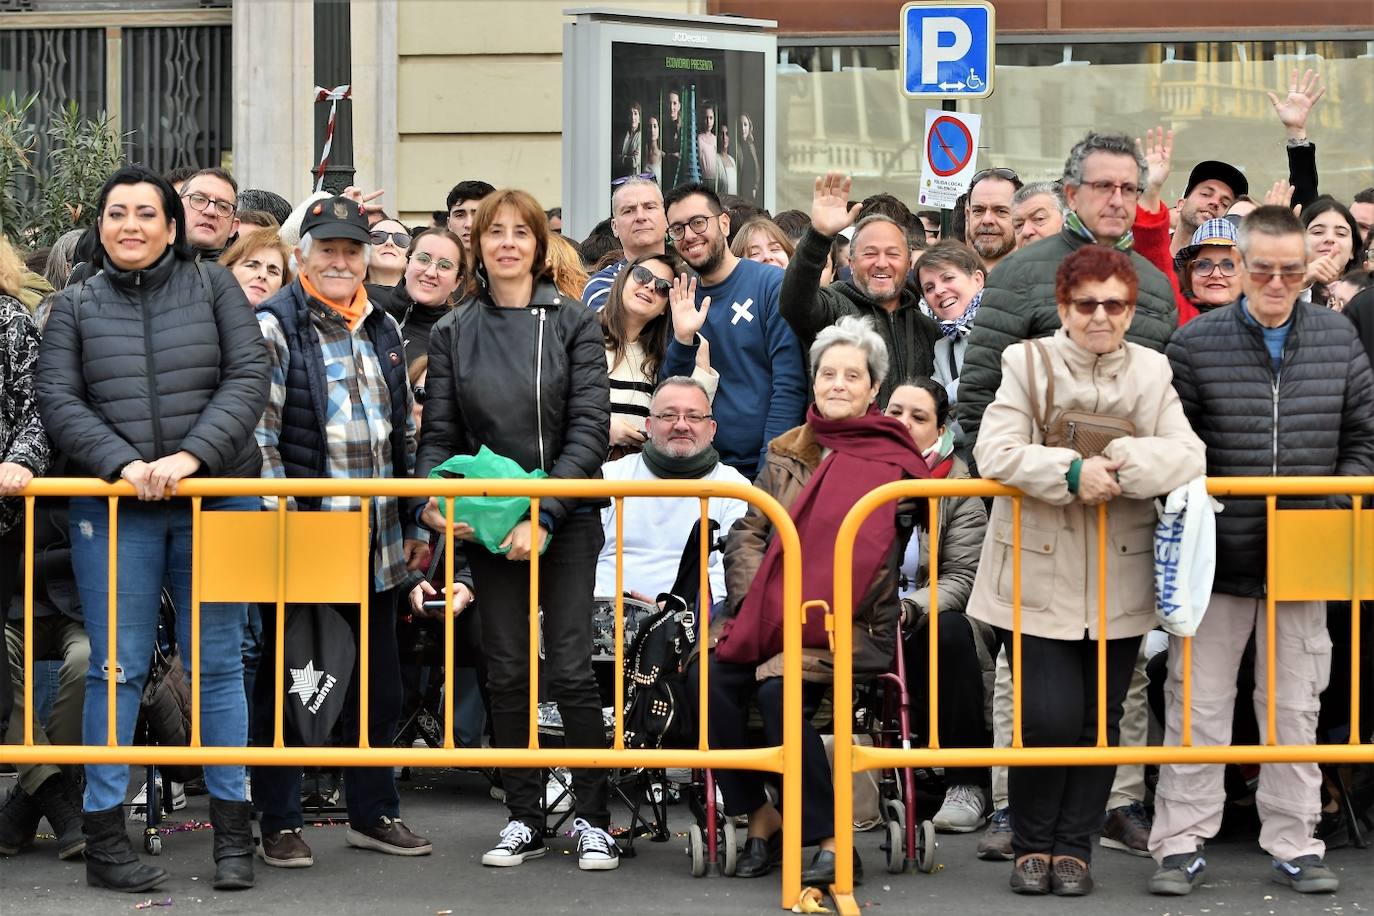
[416, 189, 616, 872]
[36, 165, 269, 894]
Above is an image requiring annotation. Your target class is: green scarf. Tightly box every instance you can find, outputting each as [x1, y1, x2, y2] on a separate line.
[1064, 209, 1135, 252]
[640, 440, 720, 479]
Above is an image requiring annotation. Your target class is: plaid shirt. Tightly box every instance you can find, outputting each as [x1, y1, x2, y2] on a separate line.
[257, 301, 421, 592]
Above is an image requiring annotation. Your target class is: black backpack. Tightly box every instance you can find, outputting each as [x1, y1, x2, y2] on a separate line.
[621, 519, 718, 750]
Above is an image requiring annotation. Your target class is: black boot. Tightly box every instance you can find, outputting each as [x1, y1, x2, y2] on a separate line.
[33, 772, 86, 860]
[0, 785, 42, 855]
[209, 798, 256, 890]
[82, 806, 167, 892]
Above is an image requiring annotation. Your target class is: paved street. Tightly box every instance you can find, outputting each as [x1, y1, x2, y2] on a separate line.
[3, 767, 1370, 915]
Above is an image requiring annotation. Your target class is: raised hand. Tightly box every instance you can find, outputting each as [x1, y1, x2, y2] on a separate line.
[1266, 69, 1325, 138]
[1262, 179, 1295, 209]
[669, 274, 711, 345]
[341, 185, 386, 215]
[1136, 126, 1174, 210]
[811, 172, 862, 238]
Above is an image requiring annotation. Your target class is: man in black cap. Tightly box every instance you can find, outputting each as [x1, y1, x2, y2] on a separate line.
[251, 195, 433, 869]
[1169, 160, 1248, 258]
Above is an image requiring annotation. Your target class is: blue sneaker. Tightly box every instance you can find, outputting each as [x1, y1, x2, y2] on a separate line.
[1271, 855, 1339, 893]
[1148, 848, 1206, 895]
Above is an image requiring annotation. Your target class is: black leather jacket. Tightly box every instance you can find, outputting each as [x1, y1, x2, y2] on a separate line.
[415, 281, 610, 529]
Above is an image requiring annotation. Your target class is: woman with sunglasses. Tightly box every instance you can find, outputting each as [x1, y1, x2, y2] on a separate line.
[600, 252, 716, 458]
[368, 228, 465, 365]
[967, 246, 1204, 897]
[365, 218, 412, 288]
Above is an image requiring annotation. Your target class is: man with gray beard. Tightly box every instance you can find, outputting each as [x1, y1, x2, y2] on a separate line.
[965, 168, 1022, 270]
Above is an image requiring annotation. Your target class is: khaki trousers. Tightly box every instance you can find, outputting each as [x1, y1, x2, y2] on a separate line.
[1149, 594, 1329, 863]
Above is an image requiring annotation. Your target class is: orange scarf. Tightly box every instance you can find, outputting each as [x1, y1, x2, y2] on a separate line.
[299, 272, 369, 330]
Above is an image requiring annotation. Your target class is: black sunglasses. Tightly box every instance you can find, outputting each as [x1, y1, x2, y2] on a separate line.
[969, 167, 1023, 192]
[629, 264, 672, 298]
[612, 172, 656, 188]
[370, 229, 412, 247]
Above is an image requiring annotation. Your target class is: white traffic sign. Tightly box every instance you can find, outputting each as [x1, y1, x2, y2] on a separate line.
[899, 1, 995, 99]
[919, 109, 982, 209]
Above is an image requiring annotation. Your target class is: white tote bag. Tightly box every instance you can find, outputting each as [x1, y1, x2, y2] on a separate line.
[1154, 476, 1222, 637]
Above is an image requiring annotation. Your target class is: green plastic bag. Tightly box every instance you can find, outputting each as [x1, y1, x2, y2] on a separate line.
[428, 446, 551, 555]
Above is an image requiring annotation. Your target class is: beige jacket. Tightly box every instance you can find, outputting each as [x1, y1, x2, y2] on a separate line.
[966, 329, 1206, 641]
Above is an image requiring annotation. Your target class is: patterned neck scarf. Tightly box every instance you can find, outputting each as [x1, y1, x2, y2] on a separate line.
[936, 288, 984, 340]
[1064, 209, 1135, 252]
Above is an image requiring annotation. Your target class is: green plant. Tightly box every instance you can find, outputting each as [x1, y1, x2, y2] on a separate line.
[31, 102, 125, 248]
[0, 93, 38, 245]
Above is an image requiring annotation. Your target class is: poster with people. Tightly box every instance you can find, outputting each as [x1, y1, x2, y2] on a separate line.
[610, 41, 767, 205]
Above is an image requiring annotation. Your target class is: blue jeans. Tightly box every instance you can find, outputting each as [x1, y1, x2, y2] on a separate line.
[71, 496, 255, 812]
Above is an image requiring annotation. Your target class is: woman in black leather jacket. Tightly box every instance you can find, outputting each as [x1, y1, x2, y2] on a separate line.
[415, 189, 617, 871]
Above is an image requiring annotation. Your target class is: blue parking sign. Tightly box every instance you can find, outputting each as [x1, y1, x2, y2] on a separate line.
[900, 1, 995, 99]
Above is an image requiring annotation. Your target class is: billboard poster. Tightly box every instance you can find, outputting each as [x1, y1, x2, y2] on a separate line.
[609, 41, 767, 205]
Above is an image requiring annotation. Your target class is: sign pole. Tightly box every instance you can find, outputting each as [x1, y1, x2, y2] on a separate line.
[939, 97, 957, 239]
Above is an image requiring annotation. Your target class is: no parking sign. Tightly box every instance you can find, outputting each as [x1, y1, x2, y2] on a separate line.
[918, 108, 981, 209]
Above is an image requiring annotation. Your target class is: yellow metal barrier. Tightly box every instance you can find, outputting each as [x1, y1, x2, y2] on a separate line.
[828, 477, 1374, 916]
[7, 477, 806, 911]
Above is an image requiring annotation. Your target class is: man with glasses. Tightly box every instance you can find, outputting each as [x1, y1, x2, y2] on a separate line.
[582, 177, 667, 311]
[959, 131, 1177, 450]
[660, 182, 807, 479]
[1148, 205, 1374, 898]
[180, 168, 240, 260]
[965, 167, 1022, 271]
[594, 376, 748, 602]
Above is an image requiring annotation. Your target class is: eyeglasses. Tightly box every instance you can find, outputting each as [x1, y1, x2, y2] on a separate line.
[182, 191, 236, 220]
[1244, 264, 1307, 286]
[412, 385, 427, 404]
[1191, 257, 1238, 278]
[651, 412, 712, 425]
[370, 229, 411, 247]
[629, 264, 672, 298]
[412, 252, 459, 274]
[1079, 180, 1143, 200]
[1068, 297, 1132, 316]
[969, 167, 1022, 191]
[667, 214, 716, 241]
[612, 172, 656, 188]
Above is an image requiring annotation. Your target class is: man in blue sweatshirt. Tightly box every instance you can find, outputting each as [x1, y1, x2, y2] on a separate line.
[660, 183, 807, 479]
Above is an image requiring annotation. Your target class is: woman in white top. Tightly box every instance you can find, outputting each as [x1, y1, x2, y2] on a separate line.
[716, 123, 739, 196]
[914, 241, 986, 452]
[600, 252, 717, 458]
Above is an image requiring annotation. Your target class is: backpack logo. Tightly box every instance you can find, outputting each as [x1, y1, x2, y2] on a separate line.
[288, 659, 338, 714]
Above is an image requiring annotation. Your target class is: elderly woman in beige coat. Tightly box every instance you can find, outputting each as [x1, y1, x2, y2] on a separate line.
[966, 246, 1205, 898]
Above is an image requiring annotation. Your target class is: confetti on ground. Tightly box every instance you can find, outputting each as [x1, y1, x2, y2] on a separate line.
[792, 887, 830, 913]
[437, 911, 453, 915]
[133, 898, 173, 910]
[153, 820, 209, 836]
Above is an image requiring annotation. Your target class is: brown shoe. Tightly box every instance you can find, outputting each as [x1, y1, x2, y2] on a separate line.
[1051, 856, 1093, 896]
[345, 816, 432, 856]
[1010, 854, 1051, 895]
[1100, 803, 1151, 857]
[259, 827, 313, 868]
[977, 808, 1014, 861]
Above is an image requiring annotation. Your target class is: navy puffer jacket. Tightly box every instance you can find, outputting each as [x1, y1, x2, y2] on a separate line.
[36, 250, 270, 481]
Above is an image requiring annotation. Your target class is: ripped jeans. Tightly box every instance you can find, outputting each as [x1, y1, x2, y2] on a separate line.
[69, 496, 254, 812]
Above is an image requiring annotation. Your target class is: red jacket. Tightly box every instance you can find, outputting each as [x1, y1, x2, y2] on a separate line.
[1133, 201, 1197, 326]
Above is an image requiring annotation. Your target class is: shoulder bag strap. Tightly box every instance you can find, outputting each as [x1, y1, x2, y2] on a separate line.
[1024, 340, 1043, 435]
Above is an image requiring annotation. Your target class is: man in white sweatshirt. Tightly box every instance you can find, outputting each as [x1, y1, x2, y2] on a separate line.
[595, 377, 749, 604]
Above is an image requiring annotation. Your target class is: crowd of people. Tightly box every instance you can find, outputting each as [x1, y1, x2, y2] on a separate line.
[0, 67, 1373, 902]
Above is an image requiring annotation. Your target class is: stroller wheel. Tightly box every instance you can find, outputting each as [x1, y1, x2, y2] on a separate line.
[144, 829, 162, 856]
[884, 820, 903, 874]
[687, 823, 707, 877]
[719, 819, 738, 876]
[884, 798, 906, 832]
[915, 820, 937, 874]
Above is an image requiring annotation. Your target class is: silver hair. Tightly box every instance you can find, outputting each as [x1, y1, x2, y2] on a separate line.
[43, 228, 85, 291]
[294, 230, 373, 275]
[1236, 205, 1306, 260]
[610, 177, 664, 212]
[809, 314, 890, 389]
[1012, 181, 1066, 214]
[848, 213, 911, 258]
[652, 375, 711, 403]
[1061, 132, 1148, 190]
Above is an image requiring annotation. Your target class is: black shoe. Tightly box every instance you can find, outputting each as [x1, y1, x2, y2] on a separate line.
[33, 772, 85, 860]
[1050, 856, 1093, 896]
[1010, 854, 1051, 895]
[735, 834, 781, 878]
[0, 785, 42, 855]
[82, 806, 168, 893]
[209, 798, 255, 890]
[800, 848, 862, 886]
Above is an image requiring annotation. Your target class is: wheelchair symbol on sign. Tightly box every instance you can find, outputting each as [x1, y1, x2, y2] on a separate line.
[965, 68, 984, 91]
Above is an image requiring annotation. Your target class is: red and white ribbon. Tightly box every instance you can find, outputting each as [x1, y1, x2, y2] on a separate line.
[313, 84, 352, 192]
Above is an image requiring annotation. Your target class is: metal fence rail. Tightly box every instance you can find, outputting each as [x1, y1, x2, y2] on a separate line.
[828, 476, 1374, 916]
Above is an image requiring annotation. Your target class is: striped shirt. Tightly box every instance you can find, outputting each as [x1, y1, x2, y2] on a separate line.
[257, 302, 420, 592]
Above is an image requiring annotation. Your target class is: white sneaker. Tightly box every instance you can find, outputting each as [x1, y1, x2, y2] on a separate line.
[546, 768, 573, 813]
[481, 820, 547, 867]
[932, 784, 987, 833]
[129, 778, 186, 820]
[573, 817, 620, 871]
